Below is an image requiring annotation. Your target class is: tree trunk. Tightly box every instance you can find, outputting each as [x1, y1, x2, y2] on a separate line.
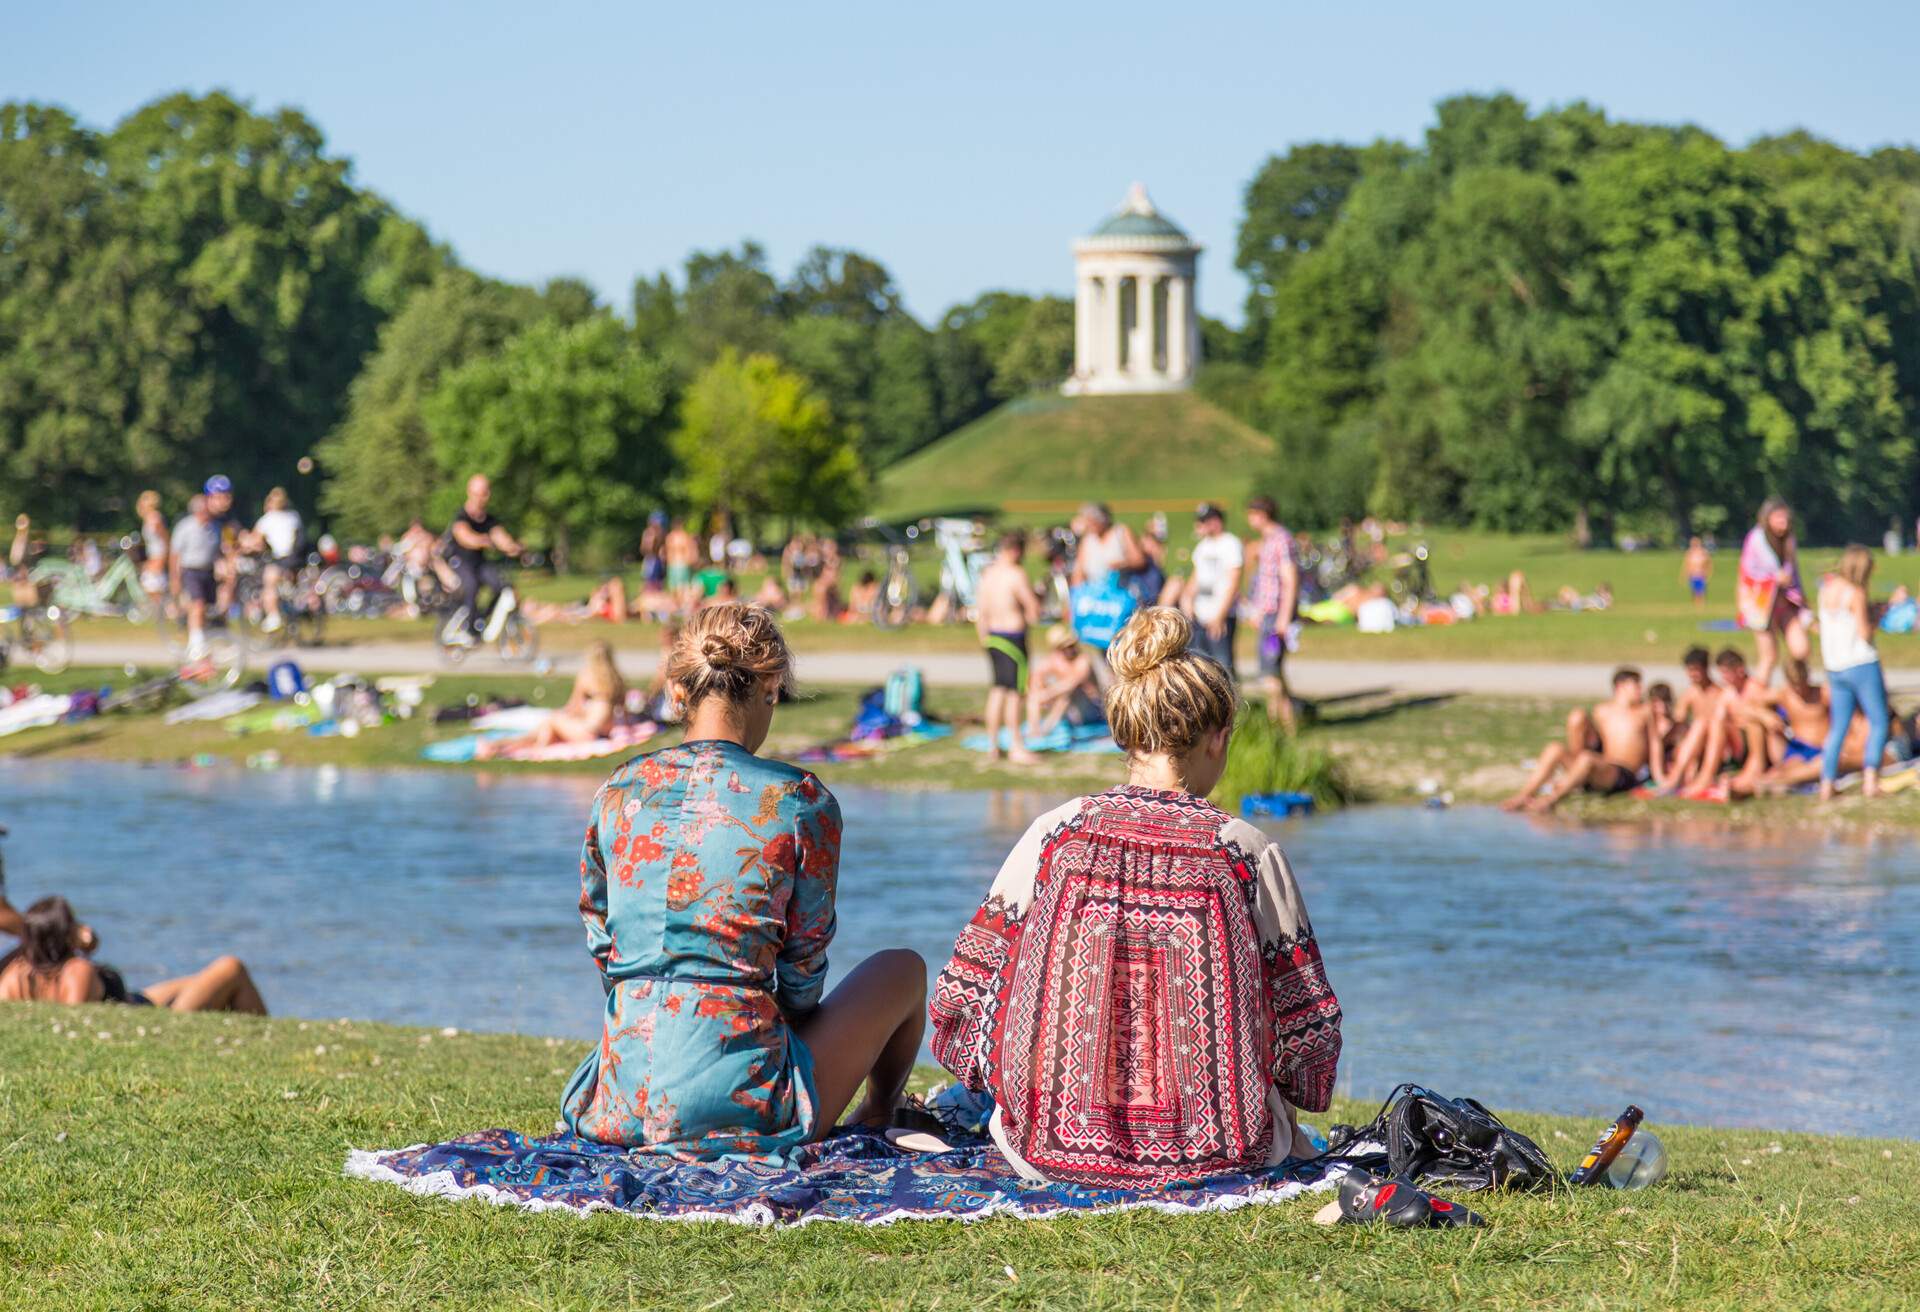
[551, 523, 571, 575]
[1573, 504, 1592, 551]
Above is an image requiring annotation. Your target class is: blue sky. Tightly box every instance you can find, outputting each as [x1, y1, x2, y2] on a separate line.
[6, 1, 1916, 324]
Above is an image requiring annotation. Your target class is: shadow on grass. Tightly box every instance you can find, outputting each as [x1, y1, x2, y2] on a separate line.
[1310, 692, 1461, 729]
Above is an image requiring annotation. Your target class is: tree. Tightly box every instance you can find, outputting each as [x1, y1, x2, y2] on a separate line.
[424, 317, 671, 571]
[680, 243, 783, 362]
[990, 297, 1075, 396]
[671, 350, 865, 530]
[784, 246, 903, 325]
[317, 270, 545, 537]
[1237, 143, 1366, 342]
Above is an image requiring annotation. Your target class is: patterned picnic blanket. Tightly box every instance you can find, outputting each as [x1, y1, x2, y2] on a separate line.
[346, 1127, 1333, 1228]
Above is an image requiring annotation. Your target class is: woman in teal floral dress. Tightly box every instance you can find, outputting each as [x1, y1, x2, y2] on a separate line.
[562, 603, 926, 1159]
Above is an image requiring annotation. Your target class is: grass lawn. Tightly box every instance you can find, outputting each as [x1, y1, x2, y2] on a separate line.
[873, 392, 1274, 522]
[2, 1006, 1913, 1310]
[60, 527, 1920, 671]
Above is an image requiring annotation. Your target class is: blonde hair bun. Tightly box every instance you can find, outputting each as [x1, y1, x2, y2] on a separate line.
[1103, 607, 1237, 757]
[1106, 607, 1193, 682]
[668, 602, 795, 711]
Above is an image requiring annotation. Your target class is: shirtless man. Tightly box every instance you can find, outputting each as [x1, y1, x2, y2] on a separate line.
[1686, 649, 1769, 792]
[1502, 667, 1662, 812]
[1658, 647, 1720, 787]
[976, 531, 1042, 764]
[663, 519, 700, 610]
[1743, 660, 1833, 796]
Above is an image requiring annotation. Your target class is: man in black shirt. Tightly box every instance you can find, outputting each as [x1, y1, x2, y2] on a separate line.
[445, 473, 522, 638]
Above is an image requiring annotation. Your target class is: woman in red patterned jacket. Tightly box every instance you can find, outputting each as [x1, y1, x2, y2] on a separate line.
[930, 606, 1342, 1187]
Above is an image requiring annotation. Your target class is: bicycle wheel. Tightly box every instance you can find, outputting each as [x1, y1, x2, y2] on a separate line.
[19, 610, 72, 674]
[496, 613, 539, 665]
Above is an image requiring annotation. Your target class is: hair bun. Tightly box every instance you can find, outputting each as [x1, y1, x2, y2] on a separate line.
[700, 633, 737, 670]
[1105, 607, 1192, 682]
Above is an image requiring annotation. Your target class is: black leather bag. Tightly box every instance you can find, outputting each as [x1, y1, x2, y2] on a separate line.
[1322, 1084, 1556, 1192]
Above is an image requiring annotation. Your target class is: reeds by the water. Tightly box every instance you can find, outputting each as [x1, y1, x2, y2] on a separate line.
[1213, 706, 1355, 812]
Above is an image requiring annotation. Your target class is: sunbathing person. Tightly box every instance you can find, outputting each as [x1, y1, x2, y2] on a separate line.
[476, 641, 628, 760]
[1686, 649, 1768, 791]
[1502, 667, 1662, 812]
[1646, 682, 1686, 788]
[1728, 660, 1827, 795]
[844, 570, 880, 621]
[1024, 625, 1103, 737]
[931, 608, 1342, 1186]
[562, 604, 926, 1157]
[0, 895, 266, 1014]
[1744, 660, 1834, 796]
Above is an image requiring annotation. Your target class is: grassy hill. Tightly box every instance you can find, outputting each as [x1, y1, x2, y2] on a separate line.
[874, 391, 1275, 522]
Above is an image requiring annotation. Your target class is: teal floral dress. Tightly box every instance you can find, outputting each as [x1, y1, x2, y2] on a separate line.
[561, 739, 841, 1159]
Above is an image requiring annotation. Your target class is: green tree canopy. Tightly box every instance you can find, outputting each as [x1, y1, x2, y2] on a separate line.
[424, 317, 671, 570]
[670, 349, 865, 530]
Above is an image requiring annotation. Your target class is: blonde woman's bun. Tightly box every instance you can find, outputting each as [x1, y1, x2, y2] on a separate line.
[1103, 607, 1237, 757]
[1106, 606, 1193, 683]
[669, 603, 794, 710]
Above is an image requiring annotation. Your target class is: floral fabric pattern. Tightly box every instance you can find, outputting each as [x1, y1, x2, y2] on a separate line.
[930, 786, 1342, 1188]
[561, 739, 841, 1160]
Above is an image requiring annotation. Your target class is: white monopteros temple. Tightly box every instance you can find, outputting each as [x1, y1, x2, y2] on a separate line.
[1063, 182, 1201, 395]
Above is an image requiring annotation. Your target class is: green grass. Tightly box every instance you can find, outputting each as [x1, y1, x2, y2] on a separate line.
[3, 1006, 1914, 1310]
[874, 392, 1275, 521]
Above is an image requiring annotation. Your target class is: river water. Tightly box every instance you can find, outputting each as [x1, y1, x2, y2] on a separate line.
[3, 760, 1911, 1138]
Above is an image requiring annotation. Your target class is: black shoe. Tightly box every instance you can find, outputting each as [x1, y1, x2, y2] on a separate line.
[1337, 1171, 1484, 1227]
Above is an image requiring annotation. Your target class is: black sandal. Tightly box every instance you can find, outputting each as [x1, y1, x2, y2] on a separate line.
[1337, 1171, 1484, 1228]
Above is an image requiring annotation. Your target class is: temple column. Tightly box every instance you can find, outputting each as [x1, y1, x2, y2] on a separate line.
[1112, 271, 1130, 373]
[1074, 272, 1093, 380]
[1130, 271, 1155, 376]
[1167, 273, 1189, 379]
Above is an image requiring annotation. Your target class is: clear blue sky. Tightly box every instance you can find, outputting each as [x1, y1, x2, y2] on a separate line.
[7, 1, 1916, 324]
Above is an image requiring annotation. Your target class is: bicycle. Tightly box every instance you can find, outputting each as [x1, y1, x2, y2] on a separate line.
[151, 585, 249, 695]
[236, 555, 327, 649]
[436, 570, 538, 665]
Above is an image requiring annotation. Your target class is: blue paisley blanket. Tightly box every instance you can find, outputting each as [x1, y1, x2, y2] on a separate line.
[346, 1128, 1333, 1228]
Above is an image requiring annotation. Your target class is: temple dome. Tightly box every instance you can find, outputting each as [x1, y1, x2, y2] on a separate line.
[1077, 182, 1197, 252]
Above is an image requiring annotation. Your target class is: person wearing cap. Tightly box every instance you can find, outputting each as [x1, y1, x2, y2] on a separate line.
[1025, 624, 1104, 738]
[1181, 502, 1244, 673]
[1245, 495, 1301, 728]
[201, 475, 243, 616]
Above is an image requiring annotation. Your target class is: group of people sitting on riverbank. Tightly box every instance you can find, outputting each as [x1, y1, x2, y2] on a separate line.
[1505, 500, 1911, 812]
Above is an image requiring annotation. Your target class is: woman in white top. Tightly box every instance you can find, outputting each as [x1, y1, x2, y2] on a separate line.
[1817, 545, 1888, 800]
[252, 487, 305, 633]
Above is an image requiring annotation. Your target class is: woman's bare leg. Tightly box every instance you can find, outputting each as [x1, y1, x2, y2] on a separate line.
[1752, 629, 1779, 689]
[144, 956, 267, 1015]
[792, 948, 925, 1134]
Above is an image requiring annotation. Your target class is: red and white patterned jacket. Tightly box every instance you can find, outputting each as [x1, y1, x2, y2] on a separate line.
[930, 785, 1342, 1188]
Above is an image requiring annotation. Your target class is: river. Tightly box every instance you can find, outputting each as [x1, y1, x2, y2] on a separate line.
[3, 760, 1911, 1138]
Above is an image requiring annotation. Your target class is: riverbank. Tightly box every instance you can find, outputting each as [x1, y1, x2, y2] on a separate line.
[10, 667, 1920, 832]
[0, 1006, 1909, 1310]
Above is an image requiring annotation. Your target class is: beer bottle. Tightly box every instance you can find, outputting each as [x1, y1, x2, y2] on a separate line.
[1568, 1105, 1644, 1186]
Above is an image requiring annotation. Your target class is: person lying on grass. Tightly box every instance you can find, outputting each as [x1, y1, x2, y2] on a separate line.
[0, 895, 266, 1014]
[562, 603, 925, 1158]
[475, 640, 630, 760]
[931, 607, 1342, 1187]
[1501, 667, 1662, 812]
